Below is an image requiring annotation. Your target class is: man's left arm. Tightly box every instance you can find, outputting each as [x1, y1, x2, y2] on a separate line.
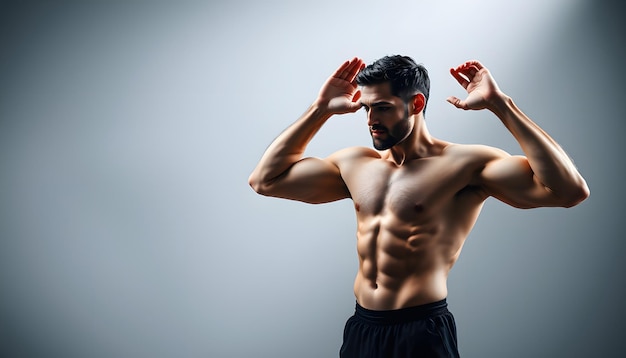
[448, 60, 590, 208]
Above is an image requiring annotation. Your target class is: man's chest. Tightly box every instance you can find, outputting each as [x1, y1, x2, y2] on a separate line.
[343, 157, 474, 217]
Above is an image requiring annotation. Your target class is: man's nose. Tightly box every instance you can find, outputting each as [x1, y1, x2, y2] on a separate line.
[366, 111, 378, 126]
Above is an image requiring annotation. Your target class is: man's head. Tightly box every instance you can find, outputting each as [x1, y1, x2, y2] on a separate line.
[356, 55, 430, 115]
[356, 55, 430, 150]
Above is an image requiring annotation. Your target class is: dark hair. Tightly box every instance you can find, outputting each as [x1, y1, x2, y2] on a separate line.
[356, 55, 430, 115]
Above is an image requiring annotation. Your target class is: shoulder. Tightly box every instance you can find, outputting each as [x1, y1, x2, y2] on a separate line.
[327, 146, 380, 164]
[442, 143, 510, 164]
[442, 143, 517, 188]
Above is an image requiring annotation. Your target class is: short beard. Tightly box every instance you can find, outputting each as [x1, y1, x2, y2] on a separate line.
[371, 104, 411, 150]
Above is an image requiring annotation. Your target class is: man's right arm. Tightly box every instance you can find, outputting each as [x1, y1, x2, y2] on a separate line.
[248, 57, 365, 204]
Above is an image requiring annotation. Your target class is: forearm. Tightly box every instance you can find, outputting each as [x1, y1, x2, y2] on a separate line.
[489, 94, 589, 202]
[249, 103, 331, 190]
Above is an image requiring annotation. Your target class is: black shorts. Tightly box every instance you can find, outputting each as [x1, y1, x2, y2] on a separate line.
[340, 299, 460, 358]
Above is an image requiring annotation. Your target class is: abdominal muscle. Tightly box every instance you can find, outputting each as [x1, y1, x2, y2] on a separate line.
[353, 213, 462, 311]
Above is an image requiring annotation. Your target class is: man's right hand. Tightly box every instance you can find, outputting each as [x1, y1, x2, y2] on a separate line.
[315, 57, 365, 115]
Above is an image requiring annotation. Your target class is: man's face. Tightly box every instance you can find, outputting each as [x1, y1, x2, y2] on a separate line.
[359, 82, 412, 150]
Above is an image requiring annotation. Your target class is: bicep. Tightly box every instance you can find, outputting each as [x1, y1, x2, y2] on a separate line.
[260, 156, 350, 204]
[480, 155, 560, 208]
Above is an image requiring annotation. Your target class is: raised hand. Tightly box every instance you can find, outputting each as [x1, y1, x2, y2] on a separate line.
[316, 57, 365, 115]
[446, 60, 503, 111]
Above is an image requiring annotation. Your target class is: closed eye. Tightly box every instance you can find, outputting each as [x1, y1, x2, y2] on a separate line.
[360, 101, 394, 112]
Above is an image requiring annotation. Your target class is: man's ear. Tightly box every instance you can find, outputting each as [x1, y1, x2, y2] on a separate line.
[411, 93, 425, 114]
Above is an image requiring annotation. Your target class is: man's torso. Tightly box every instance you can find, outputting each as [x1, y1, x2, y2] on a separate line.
[333, 142, 493, 310]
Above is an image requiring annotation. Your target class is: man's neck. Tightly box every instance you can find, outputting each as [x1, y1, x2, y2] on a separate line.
[386, 115, 438, 165]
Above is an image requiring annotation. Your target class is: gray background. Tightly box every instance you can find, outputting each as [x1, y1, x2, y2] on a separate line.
[1, 0, 624, 357]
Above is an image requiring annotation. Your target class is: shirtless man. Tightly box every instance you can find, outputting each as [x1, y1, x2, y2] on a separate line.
[248, 55, 589, 357]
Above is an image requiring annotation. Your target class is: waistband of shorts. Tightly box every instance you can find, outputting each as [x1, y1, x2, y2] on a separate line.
[354, 299, 449, 324]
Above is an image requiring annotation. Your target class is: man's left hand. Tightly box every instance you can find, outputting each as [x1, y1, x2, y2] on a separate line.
[447, 60, 504, 111]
